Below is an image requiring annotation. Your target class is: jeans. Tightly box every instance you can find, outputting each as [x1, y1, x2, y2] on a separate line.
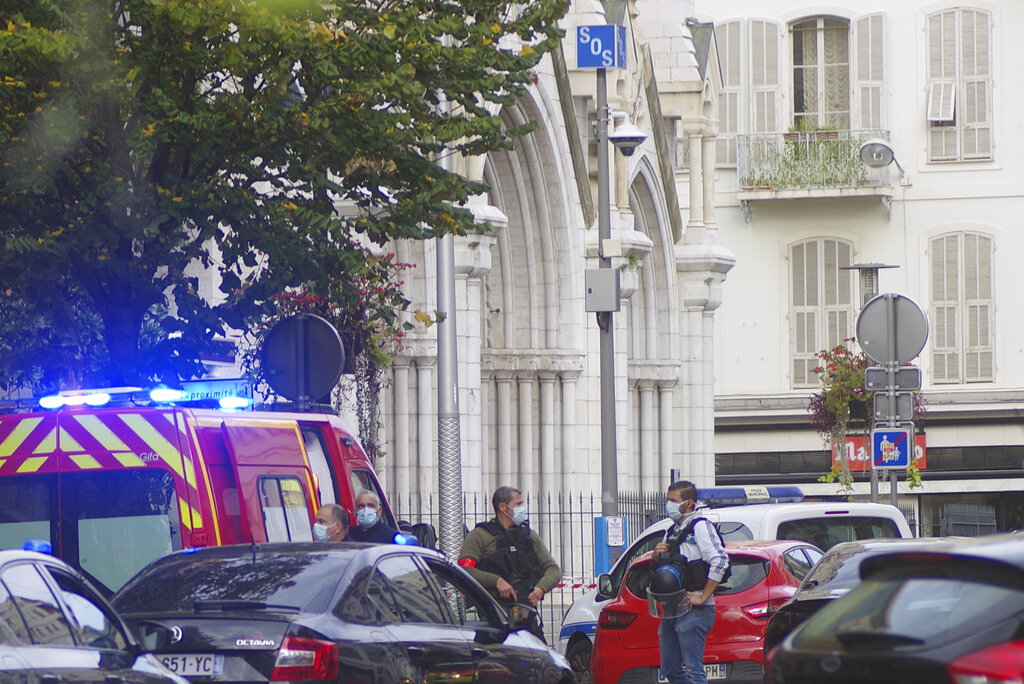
[658, 604, 715, 684]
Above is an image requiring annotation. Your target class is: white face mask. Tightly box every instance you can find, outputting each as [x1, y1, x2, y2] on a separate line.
[313, 523, 331, 541]
[510, 504, 527, 526]
[357, 508, 378, 528]
[665, 500, 684, 522]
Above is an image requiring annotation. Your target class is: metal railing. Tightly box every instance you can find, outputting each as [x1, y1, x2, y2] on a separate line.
[737, 129, 890, 191]
[392, 490, 662, 644]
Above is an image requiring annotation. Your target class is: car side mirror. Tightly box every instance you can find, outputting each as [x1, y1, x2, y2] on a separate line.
[507, 602, 541, 633]
[596, 574, 615, 599]
[133, 620, 171, 651]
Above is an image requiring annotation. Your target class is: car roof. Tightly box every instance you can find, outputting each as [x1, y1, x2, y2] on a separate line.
[860, 532, 1024, 579]
[636, 501, 909, 537]
[792, 536, 967, 601]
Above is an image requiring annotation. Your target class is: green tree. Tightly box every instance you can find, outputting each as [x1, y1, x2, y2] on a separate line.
[0, 0, 566, 391]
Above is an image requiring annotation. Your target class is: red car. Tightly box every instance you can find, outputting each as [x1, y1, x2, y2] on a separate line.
[591, 540, 822, 684]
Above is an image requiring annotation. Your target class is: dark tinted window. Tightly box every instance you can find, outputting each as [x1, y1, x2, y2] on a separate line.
[62, 469, 182, 593]
[2, 564, 74, 645]
[376, 555, 447, 624]
[715, 555, 769, 595]
[113, 551, 349, 614]
[794, 559, 1024, 649]
[423, 558, 499, 628]
[777, 517, 900, 551]
[49, 568, 127, 650]
[782, 548, 815, 581]
[0, 475, 52, 551]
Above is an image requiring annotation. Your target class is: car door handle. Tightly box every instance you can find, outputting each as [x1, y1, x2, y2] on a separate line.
[106, 677, 125, 684]
[471, 647, 488, 659]
[40, 676, 62, 684]
[407, 646, 425, 656]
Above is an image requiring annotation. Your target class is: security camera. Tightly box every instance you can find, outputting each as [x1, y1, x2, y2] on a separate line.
[609, 122, 647, 157]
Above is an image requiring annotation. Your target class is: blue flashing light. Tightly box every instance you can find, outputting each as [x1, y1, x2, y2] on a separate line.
[181, 547, 203, 554]
[150, 388, 187, 403]
[700, 486, 804, 507]
[39, 395, 64, 409]
[84, 392, 110, 406]
[23, 539, 53, 554]
[393, 533, 418, 546]
[218, 396, 251, 410]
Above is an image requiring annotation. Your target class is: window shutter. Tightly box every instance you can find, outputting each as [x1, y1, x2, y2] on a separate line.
[927, 10, 959, 161]
[963, 233, 994, 381]
[961, 10, 992, 159]
[791, 241, 818, 388]
[930, 235, 961, 383]
[791, 239, 852, 389]
[715, 21, 741, 166]
[751, 20, 779, 133]
[855, 14, 884, 130]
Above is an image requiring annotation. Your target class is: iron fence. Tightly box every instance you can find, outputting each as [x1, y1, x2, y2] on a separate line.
[392, 490, 662, 644]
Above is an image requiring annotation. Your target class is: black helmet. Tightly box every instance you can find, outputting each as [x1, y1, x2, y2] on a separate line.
[649, 564, 685, 597]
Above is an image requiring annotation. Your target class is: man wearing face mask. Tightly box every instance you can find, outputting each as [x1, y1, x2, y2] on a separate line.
[652, 480, 729, 684]
[458, 486, 562, 641]
[347, 490, 399, 543]
[313, 503, 349, 542]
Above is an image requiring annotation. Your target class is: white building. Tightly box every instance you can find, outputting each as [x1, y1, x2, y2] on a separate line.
[701, 0, 1024, 535]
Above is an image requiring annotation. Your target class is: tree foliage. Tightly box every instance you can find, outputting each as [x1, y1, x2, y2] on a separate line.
[0, 0, 567, 390]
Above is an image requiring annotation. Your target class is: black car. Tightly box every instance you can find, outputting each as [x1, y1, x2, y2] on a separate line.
[763, 536, 964, 652]
[766, 532, 1024, 683]
[111, 542, 576, 683]
[0, 548, 187, 683]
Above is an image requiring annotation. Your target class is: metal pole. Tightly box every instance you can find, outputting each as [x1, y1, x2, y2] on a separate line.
[436, 80, 463, 562]
[886, 294, 899, 507]
[597, 67, 618, 517]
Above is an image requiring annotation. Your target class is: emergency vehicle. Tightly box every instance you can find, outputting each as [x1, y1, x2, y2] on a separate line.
[0, 384, 395, 594]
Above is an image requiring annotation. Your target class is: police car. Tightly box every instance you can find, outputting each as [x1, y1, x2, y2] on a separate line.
[556, 487, 913, 681]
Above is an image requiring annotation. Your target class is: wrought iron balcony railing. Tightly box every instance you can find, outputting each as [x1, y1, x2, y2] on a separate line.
[737, 129, 890, 192]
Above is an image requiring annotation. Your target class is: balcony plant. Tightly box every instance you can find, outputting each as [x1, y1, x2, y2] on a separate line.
[807, 340, 925, 492]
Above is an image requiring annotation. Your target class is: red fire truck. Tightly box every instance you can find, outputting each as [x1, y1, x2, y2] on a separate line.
[0, 386, 394, 593]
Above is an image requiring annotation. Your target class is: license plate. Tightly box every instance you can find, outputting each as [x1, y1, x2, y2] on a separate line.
[658, 663, 727, 681]
[159, 653, 225, 676]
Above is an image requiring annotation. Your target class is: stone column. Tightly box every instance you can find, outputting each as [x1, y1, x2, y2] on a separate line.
[416, 360, 435, 499]
[702, 128, 718, 237]
[392, 359, 412, 502]
[638, 381, 657, 491]
[560, 371, 579, 494]
[659, 383, 674, 483]
[518, 372, 535, 491]
[539, 372, 557, 496]
[494, 370, 514, 484]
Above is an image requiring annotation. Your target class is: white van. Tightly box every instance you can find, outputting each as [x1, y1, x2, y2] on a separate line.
[556, 497, 913, 677]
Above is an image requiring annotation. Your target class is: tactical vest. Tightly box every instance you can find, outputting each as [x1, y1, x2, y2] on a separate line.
[474, 520, 544, 603]
[657, 516, 731, 591]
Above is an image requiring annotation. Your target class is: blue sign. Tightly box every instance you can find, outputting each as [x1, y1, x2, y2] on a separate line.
[576, 25, 626, 69]
[871, 428, 912, 469]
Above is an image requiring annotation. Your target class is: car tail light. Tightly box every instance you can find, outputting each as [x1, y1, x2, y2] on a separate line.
[271, 637, 339, 681]
[742, 598, 788, 619]
[948, 640, 1024, 684]
[598, 609, 638, 630]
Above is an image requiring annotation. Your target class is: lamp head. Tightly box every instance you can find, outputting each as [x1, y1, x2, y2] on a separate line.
[609, 121, 647, 157]
[859, 138, 896, 169]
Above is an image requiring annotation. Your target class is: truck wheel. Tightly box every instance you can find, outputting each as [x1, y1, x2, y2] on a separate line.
[566, 639, 594, 684]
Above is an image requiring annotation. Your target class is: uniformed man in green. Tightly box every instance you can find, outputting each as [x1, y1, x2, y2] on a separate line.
[458, 486, 562, 641]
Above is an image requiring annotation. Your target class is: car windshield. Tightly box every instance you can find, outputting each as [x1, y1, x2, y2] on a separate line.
[624, 554, 768, 599]
[792, 558, 1024, 650]
[113, 550, 353, 615]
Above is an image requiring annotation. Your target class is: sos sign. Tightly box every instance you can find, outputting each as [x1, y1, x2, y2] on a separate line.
[577, 25, 626, 69]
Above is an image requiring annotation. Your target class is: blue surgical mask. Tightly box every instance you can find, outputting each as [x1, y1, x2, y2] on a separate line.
[313, 523, 331, 541]
[665, 500, 684, 522]
[511, 504, 527, 526]
[357, 508, 378, 528]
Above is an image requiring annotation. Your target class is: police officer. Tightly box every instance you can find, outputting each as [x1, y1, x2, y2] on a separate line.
[458, 486, 562, 641]
[653, 480, 729, 684]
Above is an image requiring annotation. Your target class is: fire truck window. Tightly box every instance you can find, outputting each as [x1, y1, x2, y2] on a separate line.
[62, 470, 181, 594]
[0, 476, 52, 551]
[2, 564, 75, 646]
[349, 470, 395, 528]
[259, 476, 313, 543]
[301, 427, 337, 505]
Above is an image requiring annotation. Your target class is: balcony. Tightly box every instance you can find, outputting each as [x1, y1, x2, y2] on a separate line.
[735, 129, 893, 219]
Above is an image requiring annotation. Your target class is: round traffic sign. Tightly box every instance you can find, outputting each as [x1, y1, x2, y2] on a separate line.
[856, 293, 928, 365]
[261, 314, 345, 402]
